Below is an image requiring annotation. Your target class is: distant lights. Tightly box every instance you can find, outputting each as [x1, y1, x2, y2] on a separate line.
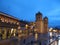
[11, 28, 14, 33]
[53, 30, 57, 32]
[20, 30, 22, 33]
[49, 28, 53, 32]
[18, 26, 21, 29]
[50, 32, 52, 37]
[25, 24, 28, 29]
[35, 33, 38, 40]
[34, 29, 37, 32]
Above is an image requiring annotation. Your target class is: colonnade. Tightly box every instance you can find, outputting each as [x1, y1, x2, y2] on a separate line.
[0, 27, 17, 40]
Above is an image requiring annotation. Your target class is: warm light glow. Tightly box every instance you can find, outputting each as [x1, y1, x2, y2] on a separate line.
[49, 28, 53, 31]
[18, 26, 21, 29]
[30, 25, 33, 29]
[18, 35, 21, 38]
[14, 29, 16, 33]
[25, 24, 28, 29]
[53, 30, 57, 32]
[35, 33, 38, 40]
[33, 23, 35, 26]
[50, 32, 52, 37]
[11, 28, 14, 34]
[17, 22, 19, 25]
[34, 29, 37, 32]
[14, 33, 16, 36]
[20, 30, 22, 33]
[55, 41, 58, 45]
[58, 40, 60, 45]
[1, 18, 4, 22]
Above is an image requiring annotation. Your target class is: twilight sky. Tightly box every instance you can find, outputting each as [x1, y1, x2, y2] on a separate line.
[0, 0, 60, 27]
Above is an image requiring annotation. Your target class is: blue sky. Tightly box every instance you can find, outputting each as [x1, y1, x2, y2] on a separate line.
[0, 0, 60, 27]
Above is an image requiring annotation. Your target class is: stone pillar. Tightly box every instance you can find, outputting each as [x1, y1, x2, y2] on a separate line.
[2, 28, 7, 39]
[17, 26, 22, 39]
[13, 29, 16, 37]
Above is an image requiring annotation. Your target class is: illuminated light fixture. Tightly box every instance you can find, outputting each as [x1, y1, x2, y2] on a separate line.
[50, 32, 52, 37]
[53, 30, 56, 32]
[49, 28, 53, 32]
[11, 28, 14, 34]
[17, 22, 19, 25]
[14, 33, 16, 36]
[25, 24, 28, 29]
[58, 40, 60, 45]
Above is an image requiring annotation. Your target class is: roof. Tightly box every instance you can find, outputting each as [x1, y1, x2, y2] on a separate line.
[36, 12, 42, 16]
[0, 11, 20, 21]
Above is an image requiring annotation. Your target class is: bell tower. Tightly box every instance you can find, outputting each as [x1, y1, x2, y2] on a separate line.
[43, 17, 48, 33]
[35, 12, 49, 45]
[35, 12, 44, 33]
[36, 12, 42, 21]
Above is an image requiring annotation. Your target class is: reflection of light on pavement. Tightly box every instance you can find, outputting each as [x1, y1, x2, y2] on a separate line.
[49, 28, 53, 32]
[50, 39, 53, 42]
[58, 40, 60, 45]
[35, 33, 38, 40]
[14, 33, 15, 36]
[55, 41, 58, 45]
[50, 32, 52, 37]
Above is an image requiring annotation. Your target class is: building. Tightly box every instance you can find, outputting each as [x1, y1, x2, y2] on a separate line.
[0, 12, 20, 39]
[35, 12, 49, 45]
[43, 17, 48, 33]
[35, 12, 48, 34]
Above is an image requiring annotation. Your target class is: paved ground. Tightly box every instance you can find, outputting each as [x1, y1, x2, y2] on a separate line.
[0, 37, 19, 45]
[0, 35, 59, 45]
